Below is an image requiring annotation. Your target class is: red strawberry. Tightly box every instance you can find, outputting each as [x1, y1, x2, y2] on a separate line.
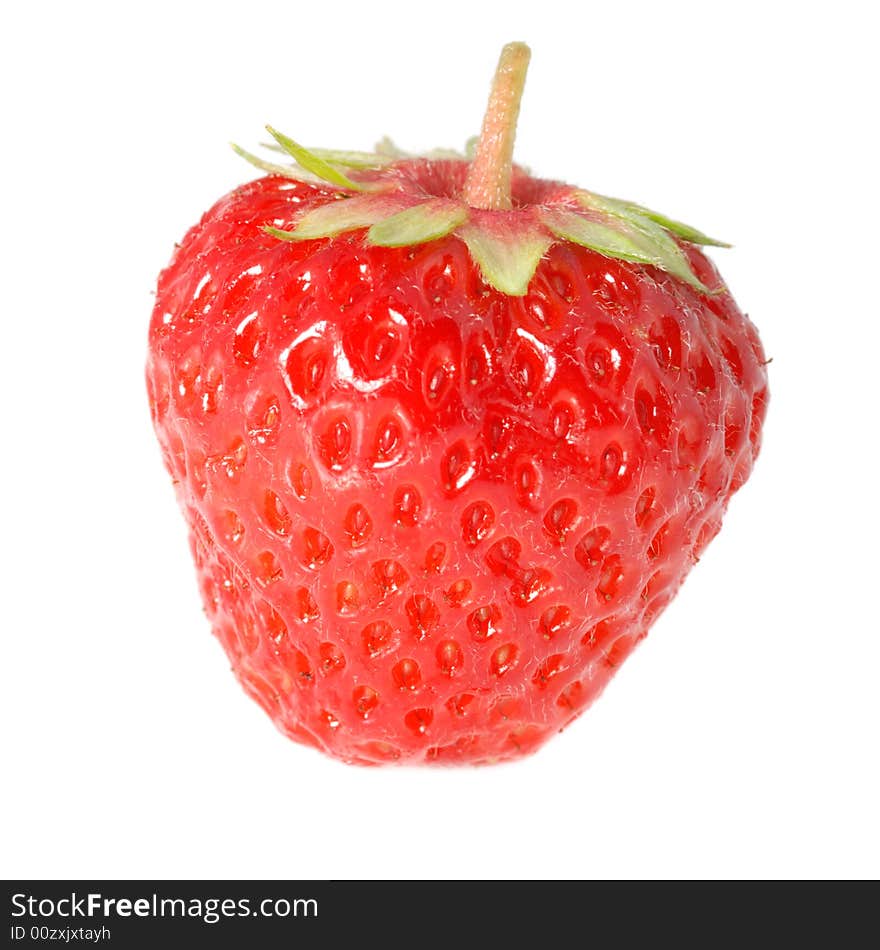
[147, 43, 768, 765]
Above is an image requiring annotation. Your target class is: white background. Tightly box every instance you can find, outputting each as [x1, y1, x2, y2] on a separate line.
[2, 0, 878, 880]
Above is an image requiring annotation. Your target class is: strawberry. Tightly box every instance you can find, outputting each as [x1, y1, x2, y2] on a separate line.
[147, 43, 768, 765]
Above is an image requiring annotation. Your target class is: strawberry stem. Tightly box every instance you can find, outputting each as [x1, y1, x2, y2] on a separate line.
[463, 42, 531, 211]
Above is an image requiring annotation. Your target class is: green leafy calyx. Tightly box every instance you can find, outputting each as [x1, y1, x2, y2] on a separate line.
[232, 43, 729, 296]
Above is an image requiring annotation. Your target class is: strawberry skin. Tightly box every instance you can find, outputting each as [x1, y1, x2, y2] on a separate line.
[147, 169, 768, 765]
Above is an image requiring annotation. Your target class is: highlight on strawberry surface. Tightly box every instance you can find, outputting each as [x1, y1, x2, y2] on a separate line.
[147, 41, 768, 765]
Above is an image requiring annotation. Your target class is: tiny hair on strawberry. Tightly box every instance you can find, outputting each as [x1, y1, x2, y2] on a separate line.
[147, 42, 768, 765]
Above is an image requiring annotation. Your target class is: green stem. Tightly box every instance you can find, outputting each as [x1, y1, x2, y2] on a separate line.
[463, 42, 531, 211]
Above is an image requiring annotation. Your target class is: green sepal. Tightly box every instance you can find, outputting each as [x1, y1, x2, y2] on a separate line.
[458, 219, 551, 296]
[543, 210, 663, 264]
[368, 200, 469, 247]
[262, 142, 394, 169]
[561, 196, 715, 293]
[266, 126, 366, 191]
[581, 191, 729, 247]
[265, 194, 414, 242]
[618, 201, 730, 247]
[374, 137, 409, 159]
[231, 143, 324, 183]
[308, 148, 394, 168]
